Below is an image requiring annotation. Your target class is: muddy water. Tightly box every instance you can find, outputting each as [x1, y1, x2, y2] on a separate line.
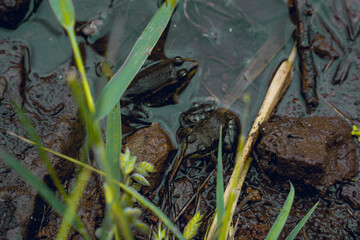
[0, 0, 359, 239]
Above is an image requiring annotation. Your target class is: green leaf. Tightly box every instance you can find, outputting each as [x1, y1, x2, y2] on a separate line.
[57, 168, 92, 240]
[216, 127, 225, 229]
[139, 161, 156, 173]
[94, 0, 178, 120]
[106, 101, 122, 182]
[131, 173, 150, 187]
[13, 104, 67, 199]
[265, 182, 295, 240]
[183, 212, 203, 240]
[120, 148, 137, 176]
[286, 201, 319, 240]
[49, 0, 75, 30]
[0, 148, 89, 239]
[134, 220, 150, 235]
[124, 207, 142, 219]
[154, 223, 166, 240]
[135, 166, 149, 177]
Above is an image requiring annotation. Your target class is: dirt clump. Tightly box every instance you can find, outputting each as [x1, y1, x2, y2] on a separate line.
[341, 181, 360, 210]
[256, 116, 358, 194]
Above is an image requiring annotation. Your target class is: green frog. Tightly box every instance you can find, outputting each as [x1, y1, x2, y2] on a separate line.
[121, 57, 198, 108]
[169, 101, 241, 182]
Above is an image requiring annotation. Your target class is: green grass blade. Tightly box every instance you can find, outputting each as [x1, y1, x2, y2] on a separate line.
[106, 102, 122, 182]
[285, 201, 319, 240]
[13, 104, 68, 199]
[56, 164, 92, 240]
[216, 128, 225, 229]
[265, 182, 295, 240]
[10, 136, 182, 240]
[94, 0, 178, 120]
[49, 0, 75, 30]
[0, 148, 90, 239]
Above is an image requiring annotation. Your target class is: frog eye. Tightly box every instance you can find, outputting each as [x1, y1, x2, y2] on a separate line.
[177, 69, 188, 78]
[174, 57, 184, 66]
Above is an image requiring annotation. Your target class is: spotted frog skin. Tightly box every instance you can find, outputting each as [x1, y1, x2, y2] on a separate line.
[176, 101, 241, 162]
[169, 101, 240, 182]
[121, 57, 198, 108]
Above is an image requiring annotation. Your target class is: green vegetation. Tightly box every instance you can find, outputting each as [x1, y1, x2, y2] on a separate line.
[352, 125, 360, 143]
[265, 183, 319, 240]
[0, 0, 319, 239]
[210, 129, 318, 240]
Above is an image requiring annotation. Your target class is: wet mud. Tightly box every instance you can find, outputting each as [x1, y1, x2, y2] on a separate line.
[0, 0, 359, 239]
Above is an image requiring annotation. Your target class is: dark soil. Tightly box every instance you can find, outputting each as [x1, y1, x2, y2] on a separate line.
[0, 0, 359, 239]
[256, 116, 358, 194]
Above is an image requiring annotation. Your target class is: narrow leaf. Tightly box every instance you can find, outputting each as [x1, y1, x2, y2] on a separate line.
[135, 167, 149, 177]
[57, 168, 92, 240]
[131, 173, 150, 187]
[106, 101, 122, 182]
[286, 201, 319, 240]
[216, 127, 225, 229]
[139, 161, 156, 173]
[10, 136, 185, 240]
[154, 223, 166, 240]
[265, 182, 295, 240]
[13, 104, 67, 199]
[94, 0, 178, 120]
[121, 148, 137, 176]
[134, 220, 150, 235]
[49, 0, 75, 29]
[124, 207, 142, 218]
[0, 148, 89, 239]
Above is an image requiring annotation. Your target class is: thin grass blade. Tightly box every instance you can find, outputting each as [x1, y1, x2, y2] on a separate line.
[285, 201, 319, 240]
[49, 0, 75, 30]
[56, 166, 92, 240]
[13, 104, 68, 199]
[265, 182, 295, 240]
[216, 128, 225, 229]
[94, 0, 178, 120]
[0, 148, 89, 239]
[8, 134, 184, 240]
[106, 102, 122, 182]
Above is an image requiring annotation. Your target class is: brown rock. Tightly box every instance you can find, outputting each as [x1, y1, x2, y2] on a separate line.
[122, 122, 175, 191]
[341, 182, 360, 210]
[0, 37, 84, 238]
[256, 116, 358, 194]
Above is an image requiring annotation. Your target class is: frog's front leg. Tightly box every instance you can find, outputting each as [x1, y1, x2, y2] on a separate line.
[121, 102, 151, 123]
